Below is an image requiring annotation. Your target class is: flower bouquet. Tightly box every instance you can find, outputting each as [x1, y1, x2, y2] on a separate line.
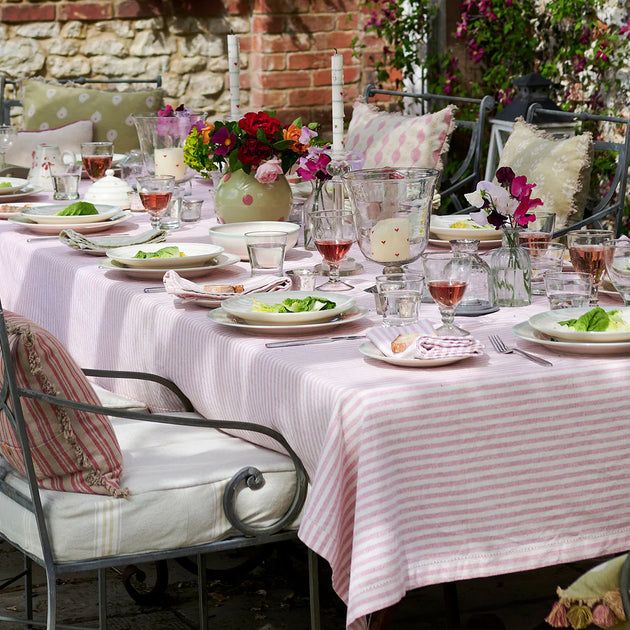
[465, 167, 543, 306]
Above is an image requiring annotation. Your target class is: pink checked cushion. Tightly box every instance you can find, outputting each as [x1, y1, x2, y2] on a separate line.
[0, 313, 127, 497]
[344, 100, 457, 171]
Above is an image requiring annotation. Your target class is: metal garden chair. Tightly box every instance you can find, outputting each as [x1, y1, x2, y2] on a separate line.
[0, 302, 319, 630]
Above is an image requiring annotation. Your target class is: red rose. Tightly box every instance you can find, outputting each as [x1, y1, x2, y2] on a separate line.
[237, 139, 273, 166]
[238, 112, 281, 141]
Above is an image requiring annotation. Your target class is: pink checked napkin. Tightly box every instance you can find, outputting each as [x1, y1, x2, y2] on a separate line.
[163, 270, 291, 303]
[367, 323, 484, 359]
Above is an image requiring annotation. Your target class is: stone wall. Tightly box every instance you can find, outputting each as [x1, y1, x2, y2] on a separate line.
[0, 0, 382, 131]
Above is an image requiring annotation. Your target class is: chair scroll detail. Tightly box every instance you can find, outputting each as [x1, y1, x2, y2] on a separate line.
[526, 102, 630, 238]
[0, 302, 315, 630]
[363, 84, 495, 213]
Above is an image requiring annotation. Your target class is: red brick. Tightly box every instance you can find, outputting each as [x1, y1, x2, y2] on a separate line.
[253, 0, 303, 13]
[225, 0, 251, 14]
[288, 14, 335, 33]
[2, 4, 55, 21]
[259, 70, 311, 89]
[115, 1, 165, 19]
[250, 52, 286, 72]
[287, 52, 330, 71]
[58, 2, 112, 20]
[313, 31, 356, 50]
[250, 88, 288, 109]
[252, 15, 286, 34]
[339, 12, 359, 30]
[312, 0, 358, 10]
[289, 87, 332, 107]
[253, 34, 311, 53]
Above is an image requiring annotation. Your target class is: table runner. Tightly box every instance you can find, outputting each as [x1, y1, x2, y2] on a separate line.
[2, 183, 630, 630]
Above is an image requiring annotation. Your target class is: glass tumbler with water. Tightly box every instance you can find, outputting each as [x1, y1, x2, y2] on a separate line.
[375, 273, 424, 326]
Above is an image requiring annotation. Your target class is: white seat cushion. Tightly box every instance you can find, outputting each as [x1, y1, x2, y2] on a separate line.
[0, 414, 301, 564]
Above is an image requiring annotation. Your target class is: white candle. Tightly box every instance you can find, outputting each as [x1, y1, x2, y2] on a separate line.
[331, 53, 344, 153]
[370, 218, 411, 262]
[154, 147, 186, 179]
[227, 34, 241, 120]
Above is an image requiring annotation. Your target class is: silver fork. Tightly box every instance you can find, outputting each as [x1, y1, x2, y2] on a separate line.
[488, 334, 553, 367]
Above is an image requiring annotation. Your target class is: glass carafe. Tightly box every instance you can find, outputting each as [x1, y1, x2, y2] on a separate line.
[449, 239, 497, 314]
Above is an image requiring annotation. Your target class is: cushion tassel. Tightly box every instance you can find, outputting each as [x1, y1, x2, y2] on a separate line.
[591, 603, 618, 628]
[566, 604, 593, 630]
[546, 601, 570, 628]
[603, 590, 626, 621]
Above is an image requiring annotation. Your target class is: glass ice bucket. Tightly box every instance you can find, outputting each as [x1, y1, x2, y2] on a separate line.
[342, 168, 439, 274]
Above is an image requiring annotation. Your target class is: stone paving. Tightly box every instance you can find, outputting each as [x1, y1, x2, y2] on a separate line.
[0, 538, 604, 629]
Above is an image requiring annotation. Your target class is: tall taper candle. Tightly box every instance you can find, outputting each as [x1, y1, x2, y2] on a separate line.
[227, 34, 241, 120]
[331, 53, 344, 154]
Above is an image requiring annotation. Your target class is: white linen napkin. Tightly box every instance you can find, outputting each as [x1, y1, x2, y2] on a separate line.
[163, 270, 291, 302]
[367, 323, 484, 359]
[59, 228, 167, 252]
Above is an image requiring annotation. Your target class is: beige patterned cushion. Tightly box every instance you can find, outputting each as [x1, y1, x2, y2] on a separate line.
[344, 100, 456, 172]
[21, 79, 164, 153]
[497, 119, 593, 230]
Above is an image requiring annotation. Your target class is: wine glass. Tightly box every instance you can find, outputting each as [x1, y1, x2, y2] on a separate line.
[567, 229, 613, 306]
[518, 211, 556, 249]
[310, 209, 355, 291]
[0, 125, 18, 170]
[80, 142, 114, 181]
[603, 238, 630, 305]
[422, 252, 472, 336]
[136, 175, 175, 229]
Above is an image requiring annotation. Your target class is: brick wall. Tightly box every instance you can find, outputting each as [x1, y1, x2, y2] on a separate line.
[0, 0, 382, 130]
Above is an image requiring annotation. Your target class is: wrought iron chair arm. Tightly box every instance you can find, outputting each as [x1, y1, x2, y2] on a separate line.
[81, 367, 194, 411]
[18, 388, 309, 537]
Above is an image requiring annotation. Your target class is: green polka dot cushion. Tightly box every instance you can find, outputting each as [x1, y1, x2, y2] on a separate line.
[21, 79, 164, 153]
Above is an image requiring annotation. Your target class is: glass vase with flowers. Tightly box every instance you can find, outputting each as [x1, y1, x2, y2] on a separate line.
[465, 167, 543, 306]
[184, 111, 328, 224]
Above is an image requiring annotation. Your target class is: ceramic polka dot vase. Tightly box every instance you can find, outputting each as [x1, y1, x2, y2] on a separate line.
[213, 170, 293, 224]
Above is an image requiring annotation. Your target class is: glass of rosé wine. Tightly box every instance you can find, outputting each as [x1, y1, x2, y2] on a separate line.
[310, 209, 355, 291]
[567, 229, 613, 306]
[422, 252, 472, 336]
[80, 142, 114, 181]
[518, 211, 556, 249]
[136, 175, 175, 229]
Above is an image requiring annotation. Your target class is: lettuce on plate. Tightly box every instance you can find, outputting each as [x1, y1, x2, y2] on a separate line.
[252, 296, 337, 313]
[133, 246, 182, 259]
[55, 201, 98, 216]
[558, 307, 630, 332]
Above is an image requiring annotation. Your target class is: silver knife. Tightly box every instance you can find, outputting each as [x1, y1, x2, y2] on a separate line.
[144, 287, 167, 293]
[266, 334, 366, 348]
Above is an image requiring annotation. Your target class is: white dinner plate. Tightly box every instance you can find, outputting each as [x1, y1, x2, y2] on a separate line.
[0, 201, 48, 220]
[358, 340, 477, 367]
[172, 284, 292, 309]
[21, 204, 121, 224]
[0, 177, 30, 195]
[220, 290, 355, 325]
[528, 307, 630, 343]
[106, 242, 224, 269]
[208, 304, 368, 334]
[429, 215, 499, 241]
[428, 238, 502, 249]
[0, 185, 44, 201]
[8, 211, 132, 234]
[513, 321, 630, 355]
[99, 253, 240, 279]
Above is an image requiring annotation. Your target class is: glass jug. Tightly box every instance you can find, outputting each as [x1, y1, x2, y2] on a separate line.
[449, 239, 497, 315]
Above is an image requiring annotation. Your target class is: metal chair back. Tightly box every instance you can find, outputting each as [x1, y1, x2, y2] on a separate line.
[526, 103, 630, 238]
[363, 84, 495, 213]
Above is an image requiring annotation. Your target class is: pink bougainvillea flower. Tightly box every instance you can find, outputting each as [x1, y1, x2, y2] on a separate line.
[255, 157, 283, 184]
[211, 126, 237, 156]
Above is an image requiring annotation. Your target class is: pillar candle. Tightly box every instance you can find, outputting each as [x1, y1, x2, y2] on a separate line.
[227, 34, 241, 120]
[331, 54, 344, 153]
[370, 218, 411, 262]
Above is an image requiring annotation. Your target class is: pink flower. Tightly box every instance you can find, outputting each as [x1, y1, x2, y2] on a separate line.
[254, 157, 283, 184]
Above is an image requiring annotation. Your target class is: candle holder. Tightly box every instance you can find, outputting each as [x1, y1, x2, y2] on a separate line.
[343, 167, 439, 274]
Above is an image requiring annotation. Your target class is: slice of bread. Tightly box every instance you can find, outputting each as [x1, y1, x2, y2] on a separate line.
[203, 284, 244, 294]
[391, 333, 421, 354]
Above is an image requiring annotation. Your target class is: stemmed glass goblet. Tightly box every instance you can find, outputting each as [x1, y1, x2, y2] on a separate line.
[80, 142, 114, 181]
[603, 238, 630, 305]
[422, 252, 472, 336]
[310, 209, 355, 291]
[567, 229, 614, 306]
[0, 125, 18, 170]
[136, 175, 175, 229]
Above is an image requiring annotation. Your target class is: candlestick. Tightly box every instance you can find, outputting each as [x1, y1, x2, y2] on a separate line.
[227, 34, 241, 120]
[331, 53, 344, 154]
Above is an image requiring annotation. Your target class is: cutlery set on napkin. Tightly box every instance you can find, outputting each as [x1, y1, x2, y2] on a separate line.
[59, 228, 167, 253]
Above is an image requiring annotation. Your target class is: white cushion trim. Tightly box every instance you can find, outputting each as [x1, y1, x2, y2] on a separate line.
[0, 416, 301, 563]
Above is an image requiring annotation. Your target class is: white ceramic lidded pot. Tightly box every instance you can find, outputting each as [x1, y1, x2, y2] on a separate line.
[84, 169, 133, 208]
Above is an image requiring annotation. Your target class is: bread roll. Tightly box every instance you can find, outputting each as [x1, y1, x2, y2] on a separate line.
[202, 284, 244, 294]
[391, 333, 421, 353]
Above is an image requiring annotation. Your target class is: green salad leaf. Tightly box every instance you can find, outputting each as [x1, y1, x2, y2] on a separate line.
[55, 201, 98, 216]
[133, 246, 181, 259]
[558, 307, 629, 332]
[252, 296, 337, 313]
[0, 182, 13, 188]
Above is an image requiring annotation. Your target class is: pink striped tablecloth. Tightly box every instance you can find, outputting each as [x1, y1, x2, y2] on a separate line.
[2, 185, 630, 629]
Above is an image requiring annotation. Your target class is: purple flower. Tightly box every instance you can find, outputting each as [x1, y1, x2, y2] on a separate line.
[296, 145, 332, 181]
[211, 126, 237, 156]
